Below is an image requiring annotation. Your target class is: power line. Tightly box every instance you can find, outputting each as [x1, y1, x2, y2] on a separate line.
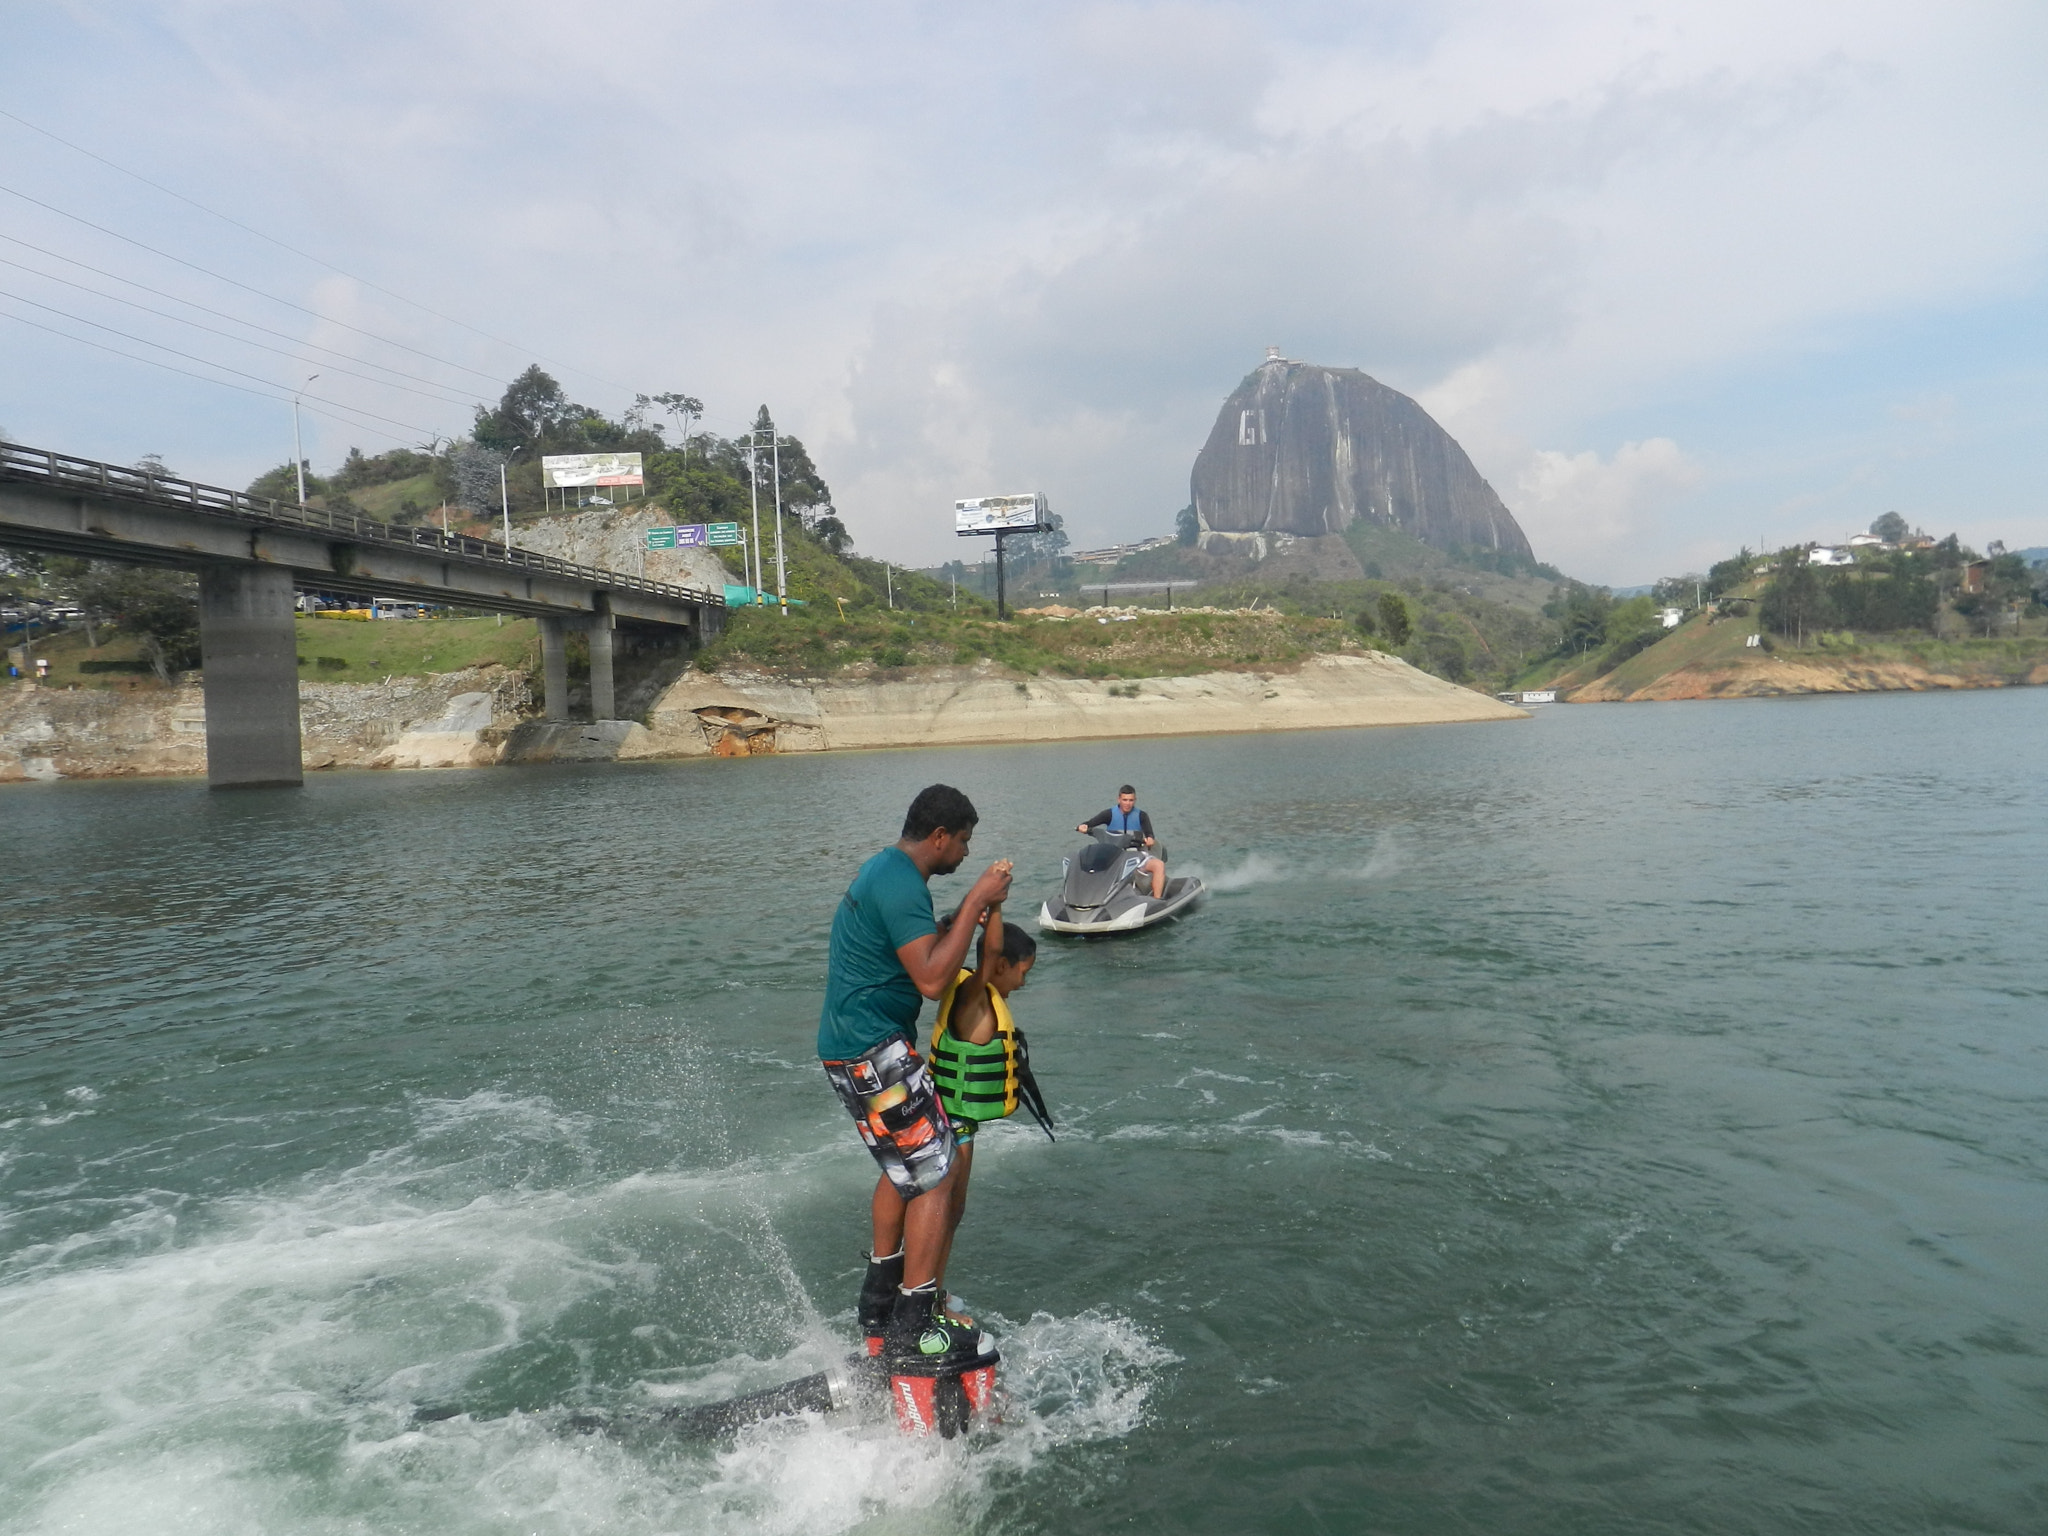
[0, 308, 426, 449]
[0, 232, 488, 405]
[0, 255, 479, 410]
[0, 179, 511, 387]
[0, 107, 636, 396]
[0, 291, 444, 438]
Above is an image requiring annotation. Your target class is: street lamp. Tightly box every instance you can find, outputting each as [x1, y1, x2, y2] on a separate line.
[291, 374, 320, 505]
[501, 445, 523, 549]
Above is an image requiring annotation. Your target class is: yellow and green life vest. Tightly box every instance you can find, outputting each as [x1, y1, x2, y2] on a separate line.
[929, 969, 1054, 1139]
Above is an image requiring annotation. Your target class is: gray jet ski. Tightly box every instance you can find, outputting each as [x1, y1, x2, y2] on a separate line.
[1038, 827, 1205, 935]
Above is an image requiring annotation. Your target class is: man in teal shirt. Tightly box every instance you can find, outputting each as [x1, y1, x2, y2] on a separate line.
[820, 784, 1011, 1369]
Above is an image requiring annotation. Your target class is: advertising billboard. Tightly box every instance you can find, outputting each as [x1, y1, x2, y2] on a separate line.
[542, 452, 645, 488]
[955, 493, 1048, 536]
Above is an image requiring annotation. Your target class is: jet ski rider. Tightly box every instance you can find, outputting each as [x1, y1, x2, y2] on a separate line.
[1078, 784, 1167, 901]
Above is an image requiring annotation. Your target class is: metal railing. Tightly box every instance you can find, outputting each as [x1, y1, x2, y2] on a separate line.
[0, 442, 725, 608]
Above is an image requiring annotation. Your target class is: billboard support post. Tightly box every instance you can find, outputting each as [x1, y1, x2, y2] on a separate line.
[954, 492, 1047, 623]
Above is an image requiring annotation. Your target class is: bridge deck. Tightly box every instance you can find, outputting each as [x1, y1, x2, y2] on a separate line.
[0, 442, 723, 625]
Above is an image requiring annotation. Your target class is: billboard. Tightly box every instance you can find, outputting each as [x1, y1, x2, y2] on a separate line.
[542, 452, 645, 488]
[955, 493, 1048, 536]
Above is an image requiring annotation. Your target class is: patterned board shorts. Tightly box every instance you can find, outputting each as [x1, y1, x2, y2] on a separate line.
[822, 1034, 962, 1198]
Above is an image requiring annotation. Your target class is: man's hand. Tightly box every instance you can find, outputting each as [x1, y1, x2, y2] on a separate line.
[898, 860, 1010, 999]
[969, 859, 1013, 906]
[1076, 823, 1088, 833]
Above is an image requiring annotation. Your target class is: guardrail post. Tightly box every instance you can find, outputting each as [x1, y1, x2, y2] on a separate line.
[197, 564, 303, 789]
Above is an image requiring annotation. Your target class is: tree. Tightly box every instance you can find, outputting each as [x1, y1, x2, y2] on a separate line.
[48, 561, 200, 681]
[1006, 511, 1069, 565]
[1545, 582, 1613, 652]
[1376, 591, 1413, 647]
[1176, 504, 1200, 546]
[1419, 630, 1471, 682]
[450, 444, 506, 515]
[1352, 605, 1377, 639]
[1870, 511, 1910, 543]
[1759, 552, 1830, 644]
[330, 445, 433, 492]
[637, 392, 703, 456]
[247, 462, 323, 503]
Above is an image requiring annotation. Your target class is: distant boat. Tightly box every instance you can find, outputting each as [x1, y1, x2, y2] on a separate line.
[1497, 689, 1557, 705]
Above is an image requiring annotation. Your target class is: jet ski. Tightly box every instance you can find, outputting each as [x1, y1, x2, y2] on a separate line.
[1038, 827, 1205, 935]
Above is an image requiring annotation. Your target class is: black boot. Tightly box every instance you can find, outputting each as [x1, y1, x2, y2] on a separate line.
[857, 1249, 904, 1347]
[884, 1281, 988, 1372]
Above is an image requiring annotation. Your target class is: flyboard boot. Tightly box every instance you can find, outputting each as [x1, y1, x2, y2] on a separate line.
[857, 1248, 905, 1359]
[882, 1281, 999, 1438]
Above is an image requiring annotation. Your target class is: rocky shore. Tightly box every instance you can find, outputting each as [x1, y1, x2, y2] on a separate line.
[0, 652, 1522, 783]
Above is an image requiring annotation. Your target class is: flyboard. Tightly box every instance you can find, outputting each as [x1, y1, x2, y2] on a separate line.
[415, 1320, 1000, 1442]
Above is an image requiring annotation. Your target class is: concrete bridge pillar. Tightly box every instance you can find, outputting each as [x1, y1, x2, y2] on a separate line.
[539, 617, 568, 721]
[589, 611, 616, 721]
[197, 565, 302, 789]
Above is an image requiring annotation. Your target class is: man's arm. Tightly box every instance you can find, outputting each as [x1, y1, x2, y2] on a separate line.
[1140, 809, 1156, 847]
[897, 861, 1011, 999]
[1077, 808, 1109, 833]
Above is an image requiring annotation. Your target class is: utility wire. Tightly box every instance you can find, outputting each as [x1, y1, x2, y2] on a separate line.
[0, 256, 479, 410]
[0, 232, 488, 405]
[0, 180, 510, 387]
[0, 291, 444, 437]
[0, 309, 426, 448]
[0, 107, 636, 396]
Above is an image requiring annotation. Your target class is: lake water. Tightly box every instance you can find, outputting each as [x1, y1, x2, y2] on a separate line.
[4, 689, 2046, 1536]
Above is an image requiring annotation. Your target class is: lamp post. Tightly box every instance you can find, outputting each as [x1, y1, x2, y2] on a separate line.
[771, 430, 787, 615]
[500, 446, 523, 550]
[291, 374, 319, 505]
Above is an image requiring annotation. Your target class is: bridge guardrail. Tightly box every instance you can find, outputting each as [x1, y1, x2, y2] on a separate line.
[0, 442, 726, 609]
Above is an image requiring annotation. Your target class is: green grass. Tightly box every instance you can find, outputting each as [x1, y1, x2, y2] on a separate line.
[320, 473, 444, 523]
[11, 616, 542, 692]
[292, 614, 538, 680]
[697, 605, 1372, 680]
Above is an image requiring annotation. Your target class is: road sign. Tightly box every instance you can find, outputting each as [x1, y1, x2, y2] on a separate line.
[645, 526, 678, 549]
[707, 522, 743, 546]
[675, 524, 708, 547]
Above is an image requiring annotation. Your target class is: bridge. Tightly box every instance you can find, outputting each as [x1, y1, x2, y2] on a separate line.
[0, 443, 724, 788]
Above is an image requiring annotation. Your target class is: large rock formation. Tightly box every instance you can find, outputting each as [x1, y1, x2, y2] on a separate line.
[1191, 351, 1533, 561]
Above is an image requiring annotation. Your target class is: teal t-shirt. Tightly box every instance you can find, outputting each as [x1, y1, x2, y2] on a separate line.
[817, 846, 936, 1060]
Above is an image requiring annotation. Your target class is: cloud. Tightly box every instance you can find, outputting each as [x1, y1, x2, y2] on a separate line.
[3, 1, 2046, 576]
[1515, 438, 1706, 571]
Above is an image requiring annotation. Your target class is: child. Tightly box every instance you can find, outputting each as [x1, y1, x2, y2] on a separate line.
[923, 902, 1054, 1313]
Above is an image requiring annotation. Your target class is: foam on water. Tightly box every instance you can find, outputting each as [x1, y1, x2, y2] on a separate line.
[0, 1090, 1169, 1536]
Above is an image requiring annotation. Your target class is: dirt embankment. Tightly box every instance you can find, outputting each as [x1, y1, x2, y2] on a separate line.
[1570, 653, 2048, 702]
[2, 651, 1520, 781]
[628, 653, 1524, 758]
[0, 666, 532, 782]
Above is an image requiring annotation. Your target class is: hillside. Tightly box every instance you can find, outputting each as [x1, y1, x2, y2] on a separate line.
[1516, 591, 2048, 701]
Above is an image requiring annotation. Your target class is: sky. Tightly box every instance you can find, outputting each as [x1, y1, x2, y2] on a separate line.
[2, 1, 2044, 585]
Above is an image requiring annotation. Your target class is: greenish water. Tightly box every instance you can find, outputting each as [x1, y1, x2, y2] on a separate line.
[3, 690, 2046, 1535]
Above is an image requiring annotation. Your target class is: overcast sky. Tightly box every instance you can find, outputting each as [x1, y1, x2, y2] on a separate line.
[4, 1, 2045, 583]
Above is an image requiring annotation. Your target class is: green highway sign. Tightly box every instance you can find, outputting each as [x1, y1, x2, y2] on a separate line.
[645, 526, 678, 549]
[707, 523, 743, 546]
